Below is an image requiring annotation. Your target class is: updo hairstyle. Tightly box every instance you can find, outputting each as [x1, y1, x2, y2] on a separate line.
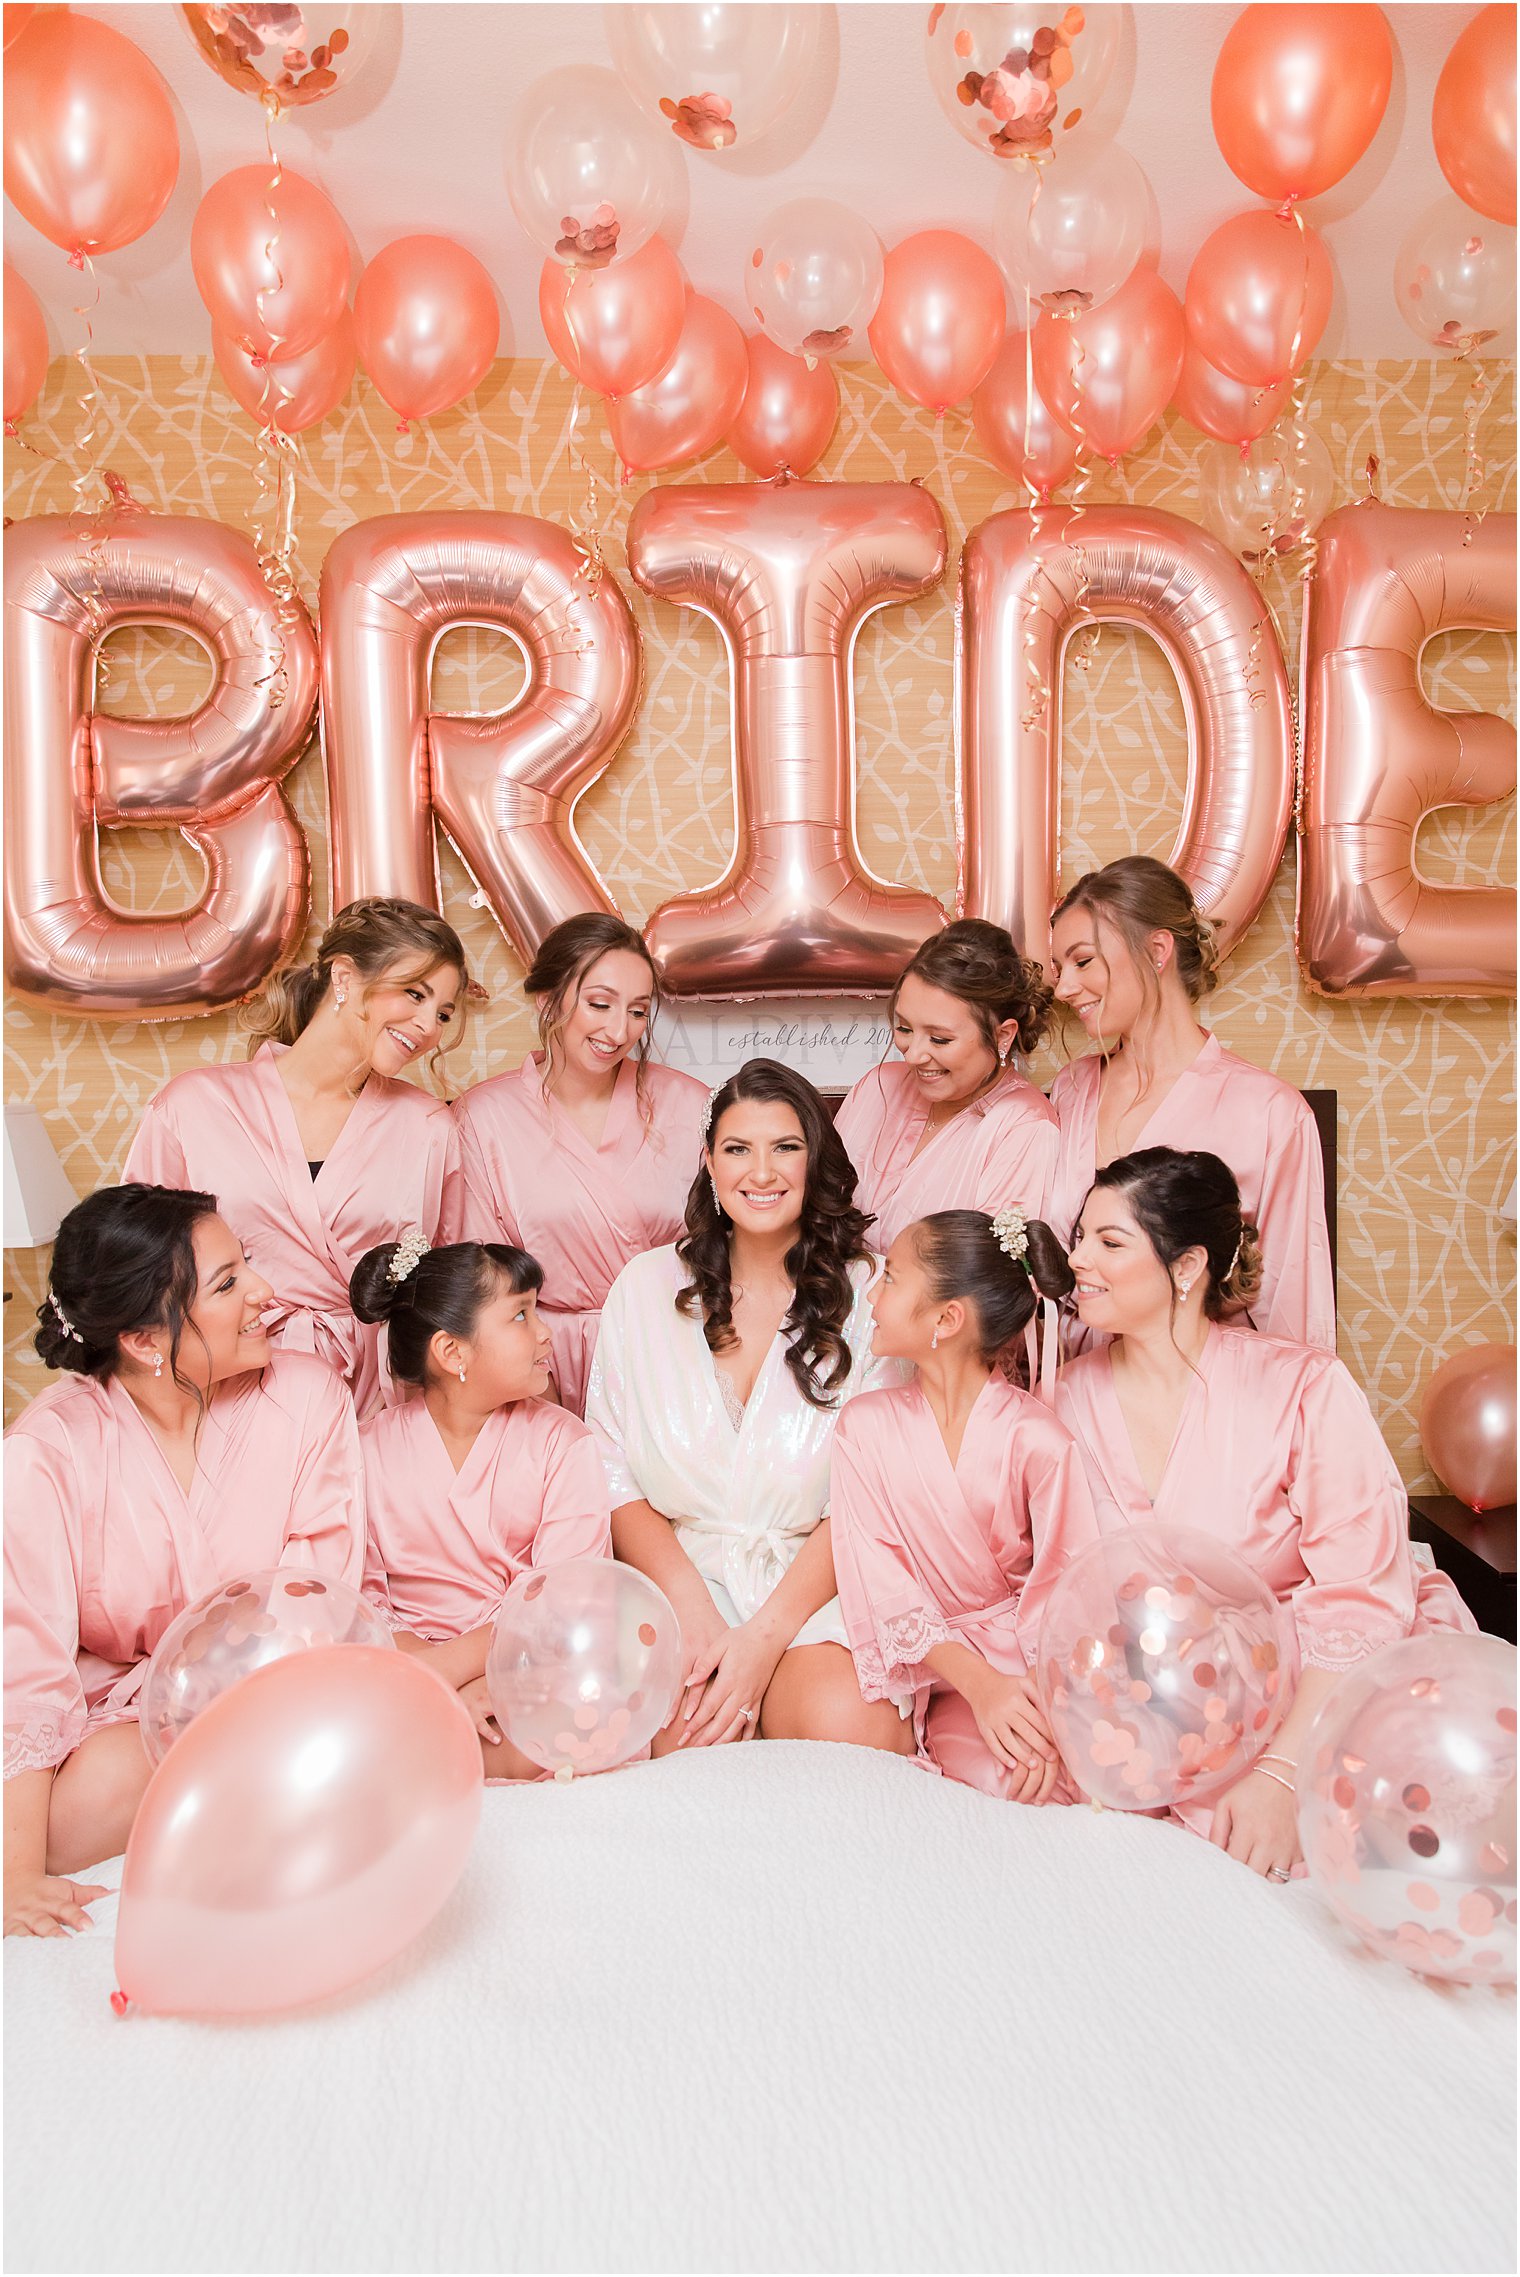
[909, 1210, 1076, 1364]
[350, 1239, 544, 1389]
[893, 918, 1052, 1059]
[523, 912, 662, 1114]
[243, 898, 472, 1072]
[1088, 1147, 1264, 1321]
[35, 1183, 219, 1389]
[1051, 856, 1221, 1006]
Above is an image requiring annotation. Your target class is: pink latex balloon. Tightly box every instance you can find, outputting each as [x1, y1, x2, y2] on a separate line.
[728, 333, 839, 478]
[1185, 207, 1334, 387]
[115, 1647, 482, 2017]
[1211, 4, 1394, 204]
[538, 235, 686, 400]
[1172, 338, 1291, 448]
[3, 11, 178, 258]
[970, 331, 1078, 498]
[868, 230, 1005, 414]
[354, 236, 500, 432]
[4, 263, 48, 435]
[625, 480, 949, 993]
[607, 291, 747, 475]
[487, 1560, 681, 1774]
[1032, 265, 1185, 463]
[4, 512, 315, 1018]
[1298, 502, 1516, 998]
[213, 310, 356, 434]
[1036, 1523, 1296, 1812]
[1298, 1632, 1517, 1987]
[3, 6, 40, 52]
[138, 1569, 393, 1764]
[1419, 1346, 1518, 1512]
[192, 165, 351, 360]
[1434, 4, 1517, 227]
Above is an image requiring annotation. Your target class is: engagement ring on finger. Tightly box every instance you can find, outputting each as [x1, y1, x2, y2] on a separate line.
[741, 1706, 756, 1722]
[1267, 1866, 1291, 1883]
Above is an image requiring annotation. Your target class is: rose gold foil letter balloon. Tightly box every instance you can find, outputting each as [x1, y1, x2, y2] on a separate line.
[606, 2, 824, 153]
[625, 480, 950, 993]
[4, 514, 315, 1018]
[486, 1559, 682, 1775]
[138, 1569, 394, 1765]
[115, 1647, 483, 2017]
[1298, 503, 1516, 997]
[1298, 1632, 1516, 1988]
[958, 504, 1293, 961]
[320, 514, 640, 958]
[1036, 1524, 1296, 1812]
[1419, 1345, 1518, 1514]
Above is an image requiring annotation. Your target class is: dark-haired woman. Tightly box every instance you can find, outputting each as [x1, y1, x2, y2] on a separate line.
[834, 920, 1059, 1250]
[4, 1186, 365, 1937]
[455, 915, 707, 1416]
[1055, 1147, 1474, 1879]
[125, 899, 469, 1418]
[351, 1236, 611, 1776]
[831, 1210, 1099, 1804]
[1048, 857, 1334, 1348]
[585, 1060, 911, 1755]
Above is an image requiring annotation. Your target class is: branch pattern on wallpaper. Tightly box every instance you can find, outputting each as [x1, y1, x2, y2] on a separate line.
[3, 487, 1515, 1018]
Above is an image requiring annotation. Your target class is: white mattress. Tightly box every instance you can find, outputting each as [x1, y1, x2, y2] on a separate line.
[6, 1741, 1514, 2275]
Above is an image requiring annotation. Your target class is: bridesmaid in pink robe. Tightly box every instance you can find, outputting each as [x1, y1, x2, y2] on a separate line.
[455, 915, 707, 1416]
[1056, 1146, 1475, 1879]
[831, 1207, 1099, 1804]
[4, 1184, 365, 1938]
[835, 920, 1060, 1250]
[351, 1235, 612, 1779]
[1048, 857, 1334, 1349]
[126, 899, 469, 1418]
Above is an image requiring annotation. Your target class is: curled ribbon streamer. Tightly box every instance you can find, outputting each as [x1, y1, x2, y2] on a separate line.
[68, 251, 112, 673]
[249, 91, 302, 711]
[559, 271, 608, 602]
[1061, 327, 1097, 677]
[1454, 344, 1491, 545]
[1017, 172, 1052, 734]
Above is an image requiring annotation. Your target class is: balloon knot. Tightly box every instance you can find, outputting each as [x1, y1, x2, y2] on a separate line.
[67, 248, 85, 272]
[3, 419, 17, 441]
[396, 419, 410, 438]
[109, 1989, 131, 2017]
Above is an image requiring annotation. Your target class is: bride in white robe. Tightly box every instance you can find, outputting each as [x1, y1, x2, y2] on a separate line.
[585, 1061, 913, 1758]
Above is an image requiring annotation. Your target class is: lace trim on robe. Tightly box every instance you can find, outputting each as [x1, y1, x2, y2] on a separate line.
[715, 1368, 746, 1434]
[4, 1716, 80, 1780]
[1297, 1619, 1405, 1674]
[853, 1603, 954, 1701]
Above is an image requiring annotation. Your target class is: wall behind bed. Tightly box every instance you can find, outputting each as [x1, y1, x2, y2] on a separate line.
[4, 354, 1515, 1483]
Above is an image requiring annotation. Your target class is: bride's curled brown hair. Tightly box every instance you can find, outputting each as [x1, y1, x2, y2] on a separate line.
[909, 1210, 1075, 1364]
[676, 1058, 872, 1410]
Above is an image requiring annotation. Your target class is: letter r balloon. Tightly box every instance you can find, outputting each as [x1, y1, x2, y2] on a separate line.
[625, 481, 949, 994]
[320, 514, 641, 957]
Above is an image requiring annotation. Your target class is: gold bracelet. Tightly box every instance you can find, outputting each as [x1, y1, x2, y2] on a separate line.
[1251, 1765, 1296, 1796]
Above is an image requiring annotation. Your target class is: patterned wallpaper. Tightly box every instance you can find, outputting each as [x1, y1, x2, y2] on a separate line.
[4, 353, 1515, 1489]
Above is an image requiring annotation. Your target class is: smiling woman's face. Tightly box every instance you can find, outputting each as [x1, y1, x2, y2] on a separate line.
[891, 973, 1003, 1107]
[708, 1099, 808, 1241]
[342, 959, 462, 1077]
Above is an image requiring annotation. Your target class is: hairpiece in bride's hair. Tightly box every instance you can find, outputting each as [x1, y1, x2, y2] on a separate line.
[386, 1227, 430, 1285]
[991, 1203, 1029, 1267]
[1225, 1235, 1243, 1281]
[48, 1290, 84, 1343]
[703, 1082, 724, 1139]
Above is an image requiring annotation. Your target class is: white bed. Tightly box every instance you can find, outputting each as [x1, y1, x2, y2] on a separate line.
[6, 1741, 1514, 2275]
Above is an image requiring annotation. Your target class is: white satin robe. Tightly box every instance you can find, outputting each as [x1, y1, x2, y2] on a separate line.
[125, 1043, 464, 1417]
[360, 1396, 613, 1641]
[834, 1062, 1060, 1249]
[585, 1245, 904, 1649]
[831, 1376, 1101, 1796]
[1047, 1035, 1336, 1350]
[4, 1352, 365, 1779]
[455, 1054, 708, 1416]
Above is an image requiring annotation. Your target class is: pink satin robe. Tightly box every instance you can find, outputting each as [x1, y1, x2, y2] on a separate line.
[1054, 1328, 1476, 1678]
[834, 1062, 1060, 1249]
[831, 1376, 1100, 1799]
[125, 1043, 464, 1417]
[4, 1352, 365, 1779]
[1047, 1035, 1336, 1349]
[455, 1055, 708, 1417]
[360, 1396, 612, 1641]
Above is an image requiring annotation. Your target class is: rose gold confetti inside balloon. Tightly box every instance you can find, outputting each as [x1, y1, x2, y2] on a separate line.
[138, 1569, 393, 1764]
[178, 4, 372, 113]
[747, 197, 884, 364]
[606, 2, 824, 153]
[924, 3, 1122, 163]
[486, 1559, 681, 1776]
[1298, 1632, 1517, 1988]
[1037, 1524, 1296, 1812]
[507, 65, 682, 271]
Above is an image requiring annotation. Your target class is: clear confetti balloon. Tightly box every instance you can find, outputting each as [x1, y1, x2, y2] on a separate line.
[924, 2, 1122, 163]
[1037, 1524, 1296, 1811]
[487, 1559, 682, 1777]
[606, 1, 824, 153]
[178, 4, 373, 113]
[1199, 420, 1335, 569]
[746, 197, 884, 363]
[1298, 1632, 1517, 1988]
[139, 1569, 393, 1764]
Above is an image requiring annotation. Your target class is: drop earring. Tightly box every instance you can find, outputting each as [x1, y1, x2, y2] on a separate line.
[930, 1328, 940, 1351]
[153, 1351, 164, 1379]
[458, 1365, 467, 1384]
[709, 1174, 725, 1216]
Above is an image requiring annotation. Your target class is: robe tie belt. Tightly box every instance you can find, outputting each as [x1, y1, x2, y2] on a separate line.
[676, 1515, 808, 1624]
[264, 1300, 362, 1382]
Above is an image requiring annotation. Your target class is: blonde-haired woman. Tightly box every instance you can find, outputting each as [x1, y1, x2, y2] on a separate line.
[454, 913, 706, 1416]
[1048, 856, 1334, 1349]
[125, 898, 468, 1417]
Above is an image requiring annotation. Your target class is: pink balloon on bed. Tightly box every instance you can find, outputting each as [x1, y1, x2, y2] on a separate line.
[138, 1568, 393, 1764]
[1036, 1523, 1296, 1811]
[115, 1647, 482, 2017]
[487, 1559, 681, 1776]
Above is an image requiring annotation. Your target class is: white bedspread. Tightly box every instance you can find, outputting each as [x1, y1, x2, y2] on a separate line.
[6, 1742, 1514, 2275]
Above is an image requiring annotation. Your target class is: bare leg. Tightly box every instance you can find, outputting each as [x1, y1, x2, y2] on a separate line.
[479, 1731, 545, 1783]
[46, 1724, 155, 1875]
[760, 1643, 917, 1754]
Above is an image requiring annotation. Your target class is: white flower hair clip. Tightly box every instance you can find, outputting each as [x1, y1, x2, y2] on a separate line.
[992, 1203, 1029, 1266]
[387, 1227, 430, 1285]
[48, 1290, 84, 1342]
